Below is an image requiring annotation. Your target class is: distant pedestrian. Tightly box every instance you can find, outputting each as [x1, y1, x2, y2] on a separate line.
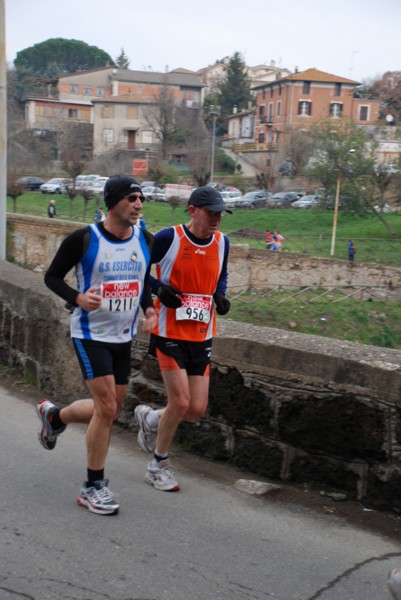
[265, 229, 274, 250]
[137, 213, 147, 229]
[94, 207, 105, 223]
[48, 199, 56, 218]
[347, 239, 356, 262]
[274, 230, 284, 251]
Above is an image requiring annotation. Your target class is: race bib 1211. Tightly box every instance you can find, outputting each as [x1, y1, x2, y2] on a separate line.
[101, 280, 140, 312]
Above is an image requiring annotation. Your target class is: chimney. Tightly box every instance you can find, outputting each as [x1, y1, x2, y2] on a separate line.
[233, 105, 238, 114]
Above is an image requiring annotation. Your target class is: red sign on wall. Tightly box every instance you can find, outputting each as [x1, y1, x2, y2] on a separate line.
[132, 160, 148, 176]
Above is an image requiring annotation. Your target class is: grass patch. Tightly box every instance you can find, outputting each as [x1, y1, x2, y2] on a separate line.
[225, 291, 401, 349]
[8, 192, 401, 349]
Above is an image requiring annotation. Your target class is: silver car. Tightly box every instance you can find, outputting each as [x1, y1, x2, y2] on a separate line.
[290, 194, 321, 209]
[235, 190, 271, 209]
[267, 192, 299, 208]
[220, 190, 243, 208]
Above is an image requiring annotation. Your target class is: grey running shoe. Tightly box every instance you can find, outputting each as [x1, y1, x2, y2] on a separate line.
[388, 568, 401, 600]
[135, 404, 157, 453]
[36, 400, 66, 450]
[76, 479, 119, 515]
[145, 458, 180, 492]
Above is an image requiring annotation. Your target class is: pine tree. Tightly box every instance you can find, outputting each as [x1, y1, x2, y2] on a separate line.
[115, 48, 130, 69]
[217, 52, 252, 133]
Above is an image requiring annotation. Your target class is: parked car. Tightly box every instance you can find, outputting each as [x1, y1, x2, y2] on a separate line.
[290, 194, 321, 209]
[75, 174, 101, 190]
[220, 190, 243, 208]
[140, 180, 155, 188]
[17, 176, 46, 191]
[142, 186, 167, 202]
[40, 178, 72, 194]
[235, 190, 271, 209]
[267, 192, 299, 208]
[85, 177, 109, 195]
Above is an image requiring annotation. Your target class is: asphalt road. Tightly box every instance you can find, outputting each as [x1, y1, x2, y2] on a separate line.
[1, 377, 400, 600]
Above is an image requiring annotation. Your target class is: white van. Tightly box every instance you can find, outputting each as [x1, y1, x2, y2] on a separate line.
[75, 174, 101, 190]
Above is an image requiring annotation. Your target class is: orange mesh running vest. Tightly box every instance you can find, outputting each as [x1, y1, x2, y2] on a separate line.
[152, 225, 226, 341]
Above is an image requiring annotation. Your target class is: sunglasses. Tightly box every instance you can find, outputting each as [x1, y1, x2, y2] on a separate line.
[124, 194, 144, 202]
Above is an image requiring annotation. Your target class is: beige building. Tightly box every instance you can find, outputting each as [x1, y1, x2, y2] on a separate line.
[24, 66, 205, 158]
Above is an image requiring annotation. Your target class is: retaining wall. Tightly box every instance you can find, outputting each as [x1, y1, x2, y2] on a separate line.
[1, 259, 401, 511]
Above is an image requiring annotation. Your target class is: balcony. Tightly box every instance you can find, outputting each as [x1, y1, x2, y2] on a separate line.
[232, 143, 279, 153]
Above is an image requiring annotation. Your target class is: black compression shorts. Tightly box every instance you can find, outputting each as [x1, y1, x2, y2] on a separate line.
[72, 338, 132, 384]
[148, 334, 212, 376]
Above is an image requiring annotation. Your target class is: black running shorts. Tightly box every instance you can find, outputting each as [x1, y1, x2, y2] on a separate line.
[148, 334, 212, 376]
[72, 338, 132, 384]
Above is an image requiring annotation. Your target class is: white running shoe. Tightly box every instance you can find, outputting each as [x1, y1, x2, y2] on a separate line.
[76, 479, 119, 515]
[145, 458, 180, 492]
[388, 568, 401, 600]
[36, 400, 66, 450]
[135, 405, 157, 453]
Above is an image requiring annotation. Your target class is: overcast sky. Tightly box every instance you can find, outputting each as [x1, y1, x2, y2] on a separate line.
[5, 0, 401, 83]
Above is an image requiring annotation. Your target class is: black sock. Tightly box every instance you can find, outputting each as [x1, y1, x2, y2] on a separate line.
[49, 407, 65, 431]
[87, 468, 104, 486]
[154, 452, 168, 463]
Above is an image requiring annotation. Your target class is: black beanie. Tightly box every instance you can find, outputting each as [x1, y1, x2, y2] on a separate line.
[104, 175, 144, 209]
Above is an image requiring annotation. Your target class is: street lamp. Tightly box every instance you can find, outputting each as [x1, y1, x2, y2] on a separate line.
[208, 105, 221, 184]
[330, 148, 355, 257]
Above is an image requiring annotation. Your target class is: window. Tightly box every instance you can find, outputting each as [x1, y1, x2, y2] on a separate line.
[330, 102, 343, 118]
[277, 100, 281, 117]
[100, 105, 114, 118]
[96, 86, 105, 96]
[334, 83, 342, 96]
[302, 81, 311, 94]
[268, 103, 273, 120]
[298, 101, 312, 116]
[69, 84, 78, 93]
[68, 109, 78, 119]
[35, 105, 57, 117]
[103, 129, 114, 143]
[278, 84, 282, 96]
[270, 87, 273, 98]
[127, 106, 139, 119]
[259, 105, 265, 117]
[359, 106, 369, 121]
[83, 86, 92, 95]
[142, 131, 153, 144]
[258, 132, 265, 143]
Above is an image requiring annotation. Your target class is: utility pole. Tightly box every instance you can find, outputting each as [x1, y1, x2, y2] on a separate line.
[208, 105, 220, 185]
[330, 149, 355, 257]
[0, 0, 7, 260]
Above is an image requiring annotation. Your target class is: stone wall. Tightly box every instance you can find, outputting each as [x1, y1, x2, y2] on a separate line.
[7, 214, 401, 297]
[1, 259, 401, 512]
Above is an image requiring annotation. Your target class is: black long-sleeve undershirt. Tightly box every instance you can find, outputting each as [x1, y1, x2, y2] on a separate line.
[44, 223, 154, 312]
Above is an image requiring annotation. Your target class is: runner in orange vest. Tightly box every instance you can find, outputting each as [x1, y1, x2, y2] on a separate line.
[135, 186, 231, 491]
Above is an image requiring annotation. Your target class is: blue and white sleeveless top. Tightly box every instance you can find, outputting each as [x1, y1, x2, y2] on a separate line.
[71, 223, 151, 343]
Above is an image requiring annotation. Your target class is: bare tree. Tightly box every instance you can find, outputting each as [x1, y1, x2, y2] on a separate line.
[81, 188, 95, 221]
[143, 82, 177, 160]
[7, 171, 24, 213]
[281, 128, 314, 176]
